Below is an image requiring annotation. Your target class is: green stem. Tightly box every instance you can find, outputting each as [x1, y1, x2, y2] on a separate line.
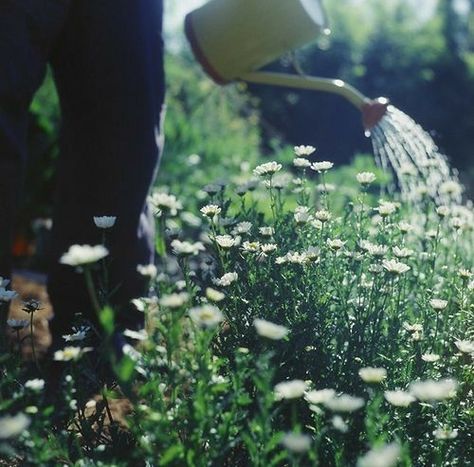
[0, 304, 7, 353]
[29, 312, 39, 371]
[156, 214, 167, 257]
[84, 267, 102, 316]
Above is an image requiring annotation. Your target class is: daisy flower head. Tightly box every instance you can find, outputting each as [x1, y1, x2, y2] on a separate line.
[274, 380, 308, 400]
[429, 298, 448, 311]
[171, 239, 205, 257]
[149, 191, 182, 216]
[393, 246, 413, 258]
[327, 238, 346, 251]
[62, 327, 89, 342]
[60, 244, 109, 267]
[137, 264, 158, 278]
[305, 389, 336, 405]
[189, 305, 224, 329]
[281, 432, 312, 453]
[259, 226, 275, 237]
[0, 288, 18, 302]
[382, 259, 410, 275]
[294, 206, 312, 225]
[93, 216, 116, 229]
[200, 204, 222, 219]
[409, 378, 457, 401]
[436, 205, 450, 218]
[260, 243, 278, 255]
[359, 367, 387, 384]
[253, 161, 282, 177]
[214, 235, 236, 249]
[202, 183, 223, 196]
[357, 443, 400, 467]
[242, 241, 261, 253]
[332, 415, 349, 433]
[376, 200, 397, 217]
[294, 145, 316, 157]
[24, 379, 45, 392]
[254, 318, 288, 340]
[455, 340, 474, 354]
[54, 346, 93, 362]
[433, 428, 458, 440]
[398, 222, 413, 234]
[232, 221, 252, 235]
[384, 390, 415, 407]
[0, 413, 31, 439]
[314, 209, 331, 222]
[356, 172, 376, 185]
[213, 272, 238, 287]
[7, 319, 29, 331]
[310, 161, 334, 173]
[323, 394, 365, 412]
[439, 180, 463, 198]
[422, 353, 440, 362]
[293, 157, 312, 168]
[159, 292, 189, 308]
[206, 288, 225, 302]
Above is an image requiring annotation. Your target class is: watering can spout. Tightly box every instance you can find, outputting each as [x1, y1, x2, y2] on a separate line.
[361, 97, 390, 131]
[241, 72, 389, 130]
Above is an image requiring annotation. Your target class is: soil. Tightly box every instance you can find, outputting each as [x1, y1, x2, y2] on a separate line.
[7, 273, 53, 359]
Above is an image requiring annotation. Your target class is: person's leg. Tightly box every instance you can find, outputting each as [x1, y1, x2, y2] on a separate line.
[48, 0, 165, 344]
[0, 1, 69, 277]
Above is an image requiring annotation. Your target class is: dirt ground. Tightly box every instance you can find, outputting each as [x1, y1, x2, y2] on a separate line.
[7, 273, 53, 359]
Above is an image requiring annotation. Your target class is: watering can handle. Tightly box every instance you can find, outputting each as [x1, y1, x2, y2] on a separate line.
[241, 71, 389, 129]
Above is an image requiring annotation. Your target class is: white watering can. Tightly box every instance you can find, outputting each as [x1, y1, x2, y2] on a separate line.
[185, 0, 388, 130]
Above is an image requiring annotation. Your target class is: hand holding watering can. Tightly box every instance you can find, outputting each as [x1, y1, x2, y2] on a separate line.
[185, 0, 388, 131]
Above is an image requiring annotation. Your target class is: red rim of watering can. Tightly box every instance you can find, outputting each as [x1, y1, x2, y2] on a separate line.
[184, 14, 229, 85]
[361, 97, 390, 130]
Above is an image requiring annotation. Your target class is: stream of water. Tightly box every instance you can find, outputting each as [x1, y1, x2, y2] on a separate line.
[370, 106, 463, 205]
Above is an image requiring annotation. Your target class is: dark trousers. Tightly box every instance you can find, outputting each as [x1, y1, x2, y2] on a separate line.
[0, 0, 165, 342]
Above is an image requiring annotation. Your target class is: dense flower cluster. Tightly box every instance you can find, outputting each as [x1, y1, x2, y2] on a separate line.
[2, 154, 472, 466]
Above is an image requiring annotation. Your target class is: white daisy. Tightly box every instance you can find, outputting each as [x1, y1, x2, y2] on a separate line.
[253, 161, 282, 177]
[60, 244, 108, 266]
[310, 161, 334, 173]
[274, 380, 308, 400]
[356, 172, 376, 185]
[294, 145, 316, 157]
[254, 318, 288, 340]
[93, 216, 116, 229]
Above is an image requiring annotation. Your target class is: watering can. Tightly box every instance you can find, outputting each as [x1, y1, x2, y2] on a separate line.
[185, 0, 388, 130]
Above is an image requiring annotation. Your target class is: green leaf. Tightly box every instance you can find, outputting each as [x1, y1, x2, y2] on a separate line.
[155, 230, 167, 258]
[159, 444, 184, 466]
[99, 306, 115, 336]
[116, 355, 135, 382]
